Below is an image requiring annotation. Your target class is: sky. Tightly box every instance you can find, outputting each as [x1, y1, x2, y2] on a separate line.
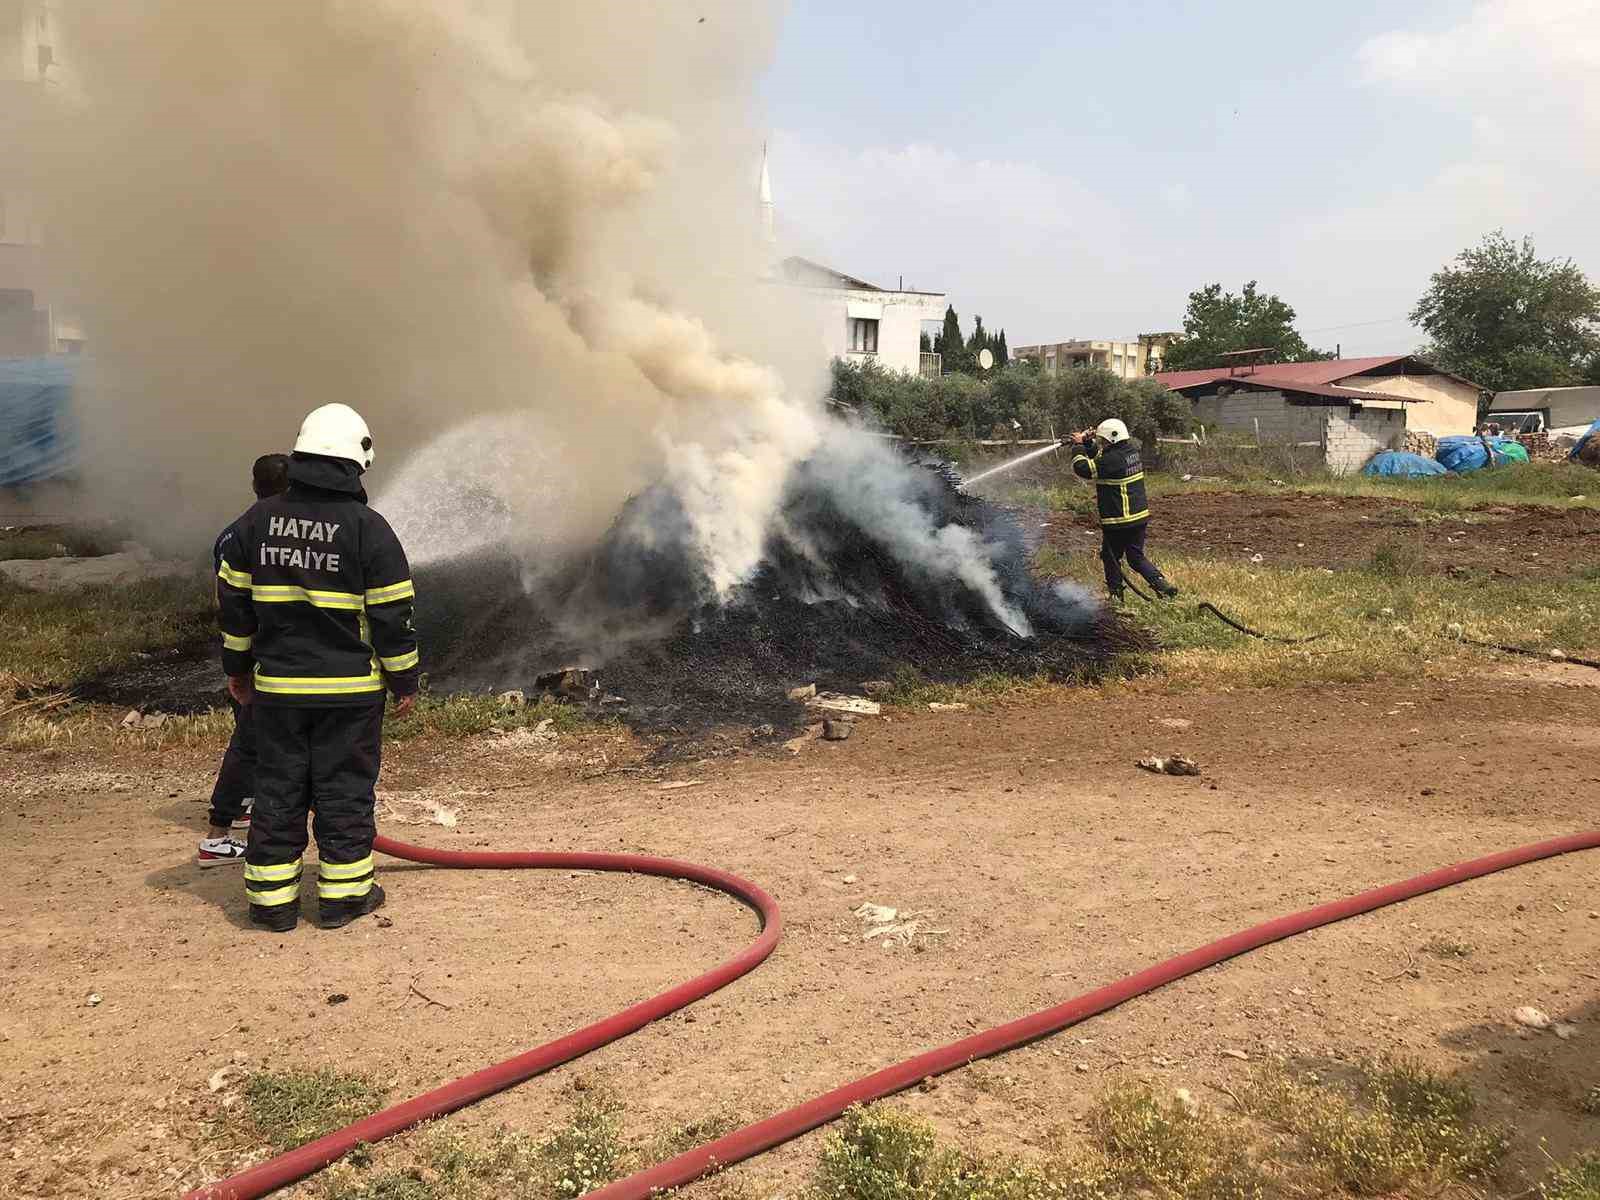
[759, 0, 1600, 356]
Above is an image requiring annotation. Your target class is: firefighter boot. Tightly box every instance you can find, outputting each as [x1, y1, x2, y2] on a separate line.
[321, 884, 386, 930]
[250, 902, 299, 932]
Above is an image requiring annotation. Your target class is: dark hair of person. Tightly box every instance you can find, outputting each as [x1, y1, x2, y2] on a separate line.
[252, 453, 290, 499]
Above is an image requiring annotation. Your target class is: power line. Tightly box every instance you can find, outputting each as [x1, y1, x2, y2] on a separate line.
[1299, 314, 1415, 335]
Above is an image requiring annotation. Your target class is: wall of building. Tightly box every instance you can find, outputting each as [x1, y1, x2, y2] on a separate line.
[1324, 406, 1405, 474]
[1189, 389, 1403, 474]
[1190, 390, 1325, 442]
[1336, 373, 1477, 436]
[804, 287, 946, 377]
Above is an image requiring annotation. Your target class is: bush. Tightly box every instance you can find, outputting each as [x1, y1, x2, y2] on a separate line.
[830, 360, 1192, 448]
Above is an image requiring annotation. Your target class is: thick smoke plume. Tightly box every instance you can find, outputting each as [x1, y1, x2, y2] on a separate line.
[25, 0, 807, 566]
[21, 0, 1090, 672]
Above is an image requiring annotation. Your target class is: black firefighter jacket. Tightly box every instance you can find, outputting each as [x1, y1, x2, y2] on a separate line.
[217, 454, 420, 706]
[1070, 439, 1151, 527]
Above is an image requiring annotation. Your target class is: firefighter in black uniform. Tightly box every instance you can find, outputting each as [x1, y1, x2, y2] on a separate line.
[216, 403, 420, 931]
[1071, 418, 1179, 603]
[198, 453, 291, 868]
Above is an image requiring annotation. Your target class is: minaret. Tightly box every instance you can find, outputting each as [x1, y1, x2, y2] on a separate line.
[759, 140, 775, 246]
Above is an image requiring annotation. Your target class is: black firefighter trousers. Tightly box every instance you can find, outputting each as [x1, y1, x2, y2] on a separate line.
[244, 703, 384, 920]
[207, 698, 255, 830]
[1100, 520, 1173, 598]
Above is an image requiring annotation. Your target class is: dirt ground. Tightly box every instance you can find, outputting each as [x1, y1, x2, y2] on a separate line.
[2, 669, 1597, 1199]
[1032, 490, 1600, 577]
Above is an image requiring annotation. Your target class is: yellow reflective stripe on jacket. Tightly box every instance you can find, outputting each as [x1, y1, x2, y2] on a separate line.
[244, 859, 302, 883]
[253, 672, 384, 695]
[318, 878, 374, 900]
[318, 855, 374, 881]
[1071, 453, 1099, 479]
[1102, 508, 1150, 525]
[250, 584, 365, 610]
[221, 632, 253, 652]
[1094, 472, 1144, 485]
[218, 562, 253, 589]
[379, 649, 419, 673]
[365, 579, 415, 605]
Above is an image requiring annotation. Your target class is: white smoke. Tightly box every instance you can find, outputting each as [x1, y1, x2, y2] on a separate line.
[19, 0, 1037, 645]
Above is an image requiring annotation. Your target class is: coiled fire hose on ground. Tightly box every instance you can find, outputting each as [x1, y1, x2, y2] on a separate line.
[187, 829, 1600, 1200]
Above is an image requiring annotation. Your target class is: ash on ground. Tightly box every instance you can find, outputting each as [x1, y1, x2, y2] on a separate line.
[420, 458, 1142, 732]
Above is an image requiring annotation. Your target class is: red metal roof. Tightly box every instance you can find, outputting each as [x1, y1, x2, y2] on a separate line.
[1155, 355, 1408, 391]
[1209, 377, 1415, 404]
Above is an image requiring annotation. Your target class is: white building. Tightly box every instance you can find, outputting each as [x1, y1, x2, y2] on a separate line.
[759, 145, 946, 379]
[1011, 334, 1177, 380]
[777, 256, 947, 379]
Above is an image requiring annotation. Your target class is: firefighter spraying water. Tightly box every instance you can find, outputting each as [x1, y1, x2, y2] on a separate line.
[1070, 418, 1179, 603]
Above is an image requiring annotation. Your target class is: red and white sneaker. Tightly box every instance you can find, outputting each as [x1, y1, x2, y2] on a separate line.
[197, 836, 247, 868]
[230, 798, 253, 832]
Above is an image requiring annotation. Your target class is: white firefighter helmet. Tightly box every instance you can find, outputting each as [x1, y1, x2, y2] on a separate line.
[294, 403, 374, 471]
[1095, 417, 1131, 445]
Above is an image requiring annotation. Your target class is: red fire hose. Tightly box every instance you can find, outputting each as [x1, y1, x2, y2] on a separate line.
[184, 835, 783, 1200]
[187, 829, 1600, 1200]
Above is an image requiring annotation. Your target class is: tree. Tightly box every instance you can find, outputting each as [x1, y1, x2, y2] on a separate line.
[1411, 231, 1600, 394]
[933, 304, 975, 375]
[993, 329, 1009, 368]
[919, 330, 932, 353]
[1161, 282, 1330, 371]
[967, 314, 988, 356]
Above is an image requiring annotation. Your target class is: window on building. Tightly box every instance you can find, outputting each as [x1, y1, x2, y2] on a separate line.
[848, 317, 879, 354]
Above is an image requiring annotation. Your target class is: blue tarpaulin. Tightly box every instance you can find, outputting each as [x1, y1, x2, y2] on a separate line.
[0, 356, 79, 487]
[1434, 435, 1527, 474]
[1571, 417, 1600, 462]
[1363, 450, 1449, 478]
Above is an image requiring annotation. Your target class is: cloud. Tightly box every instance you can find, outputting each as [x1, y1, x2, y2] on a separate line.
[1358, 0, 1600, 131]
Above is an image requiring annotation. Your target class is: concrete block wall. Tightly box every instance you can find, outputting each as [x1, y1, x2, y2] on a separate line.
[1191, 391, 1323, 442]
[1324, 407, 1405, 474]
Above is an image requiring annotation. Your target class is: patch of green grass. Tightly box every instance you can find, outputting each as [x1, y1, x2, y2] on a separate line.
[1019, 462, 1599, 513]
[1158, 461, 1599, 510]
[0, 573, 214, 686]
[1543, 1152, 1600, 1200]
[242, 1067, 389, 1152]
[1421, 934, 1473, 959]
[1239, 1058, 1507, 1195]
[1085, 1084, 1263, 1200]
[383, 692, 605, 742]
[644, 1110, 743, 1164]
[325, 1169, 440, 1200]
[1365, 535, 1427, 580]
[535, 1083, 630, 1200]
[1032, 546, 1600, 690]
[811, 1104, 1115, 1200]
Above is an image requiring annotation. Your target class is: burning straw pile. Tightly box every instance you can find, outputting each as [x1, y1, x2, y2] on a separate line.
[419, 447, 1141, 730]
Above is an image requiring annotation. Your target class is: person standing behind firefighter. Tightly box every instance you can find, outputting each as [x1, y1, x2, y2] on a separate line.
[216, 404, 419, 931]
[197, 453, 291, 868]
[1071, 418, 1180, 603]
